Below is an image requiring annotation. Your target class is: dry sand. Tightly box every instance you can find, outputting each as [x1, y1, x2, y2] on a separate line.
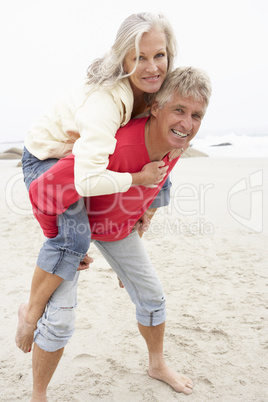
[0, 157, 267, 401]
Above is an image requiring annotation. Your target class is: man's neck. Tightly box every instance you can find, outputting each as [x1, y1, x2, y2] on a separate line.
[145, 119, 169, 161]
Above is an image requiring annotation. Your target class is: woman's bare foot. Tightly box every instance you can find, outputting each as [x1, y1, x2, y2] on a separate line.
[148, 363, 193, 394]
[15, 303, 36, 353]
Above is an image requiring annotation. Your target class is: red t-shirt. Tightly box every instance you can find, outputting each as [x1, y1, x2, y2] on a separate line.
[29, 117, 179, 241]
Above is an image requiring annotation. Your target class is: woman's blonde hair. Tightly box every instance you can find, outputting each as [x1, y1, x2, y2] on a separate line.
[87, 12, 177, 90]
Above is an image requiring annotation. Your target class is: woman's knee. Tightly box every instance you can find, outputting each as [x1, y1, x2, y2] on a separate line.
[57, 201, 91, 255]
[69, 219, 91, 254]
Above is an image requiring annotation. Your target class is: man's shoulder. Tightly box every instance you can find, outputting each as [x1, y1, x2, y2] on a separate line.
[122, 116, 148, 129]
[115, 117, 148, 146]
[108, 117, 149, 171]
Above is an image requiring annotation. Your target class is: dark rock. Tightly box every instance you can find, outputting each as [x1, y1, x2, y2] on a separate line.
[3, 147, 23, 155]
[0, 152, 22, 159]
[210, 142, 232, 147]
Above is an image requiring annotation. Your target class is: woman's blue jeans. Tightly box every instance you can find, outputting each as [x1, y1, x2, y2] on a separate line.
[22, 147, 171, 280]
[22, 147, 91, 280]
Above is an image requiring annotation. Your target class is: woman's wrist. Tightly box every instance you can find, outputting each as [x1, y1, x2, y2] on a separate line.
[131, 171, 144, 186]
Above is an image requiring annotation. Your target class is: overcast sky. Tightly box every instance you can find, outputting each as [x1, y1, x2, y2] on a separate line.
[1, 0, 267, 142]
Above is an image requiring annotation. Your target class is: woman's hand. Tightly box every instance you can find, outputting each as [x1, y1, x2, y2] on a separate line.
[77, 254, 93, 271]
[131, 161, 168, 188]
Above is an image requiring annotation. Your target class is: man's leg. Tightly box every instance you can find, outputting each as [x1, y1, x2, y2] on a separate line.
[117, 209, 157, 288]
[31, 345, 64, 402]
[94, 232, 193, 394]
[29, 272, 80, 400]
[138, 322, 193, 394]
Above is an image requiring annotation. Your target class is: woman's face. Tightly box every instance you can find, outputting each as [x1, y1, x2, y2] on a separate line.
[123, 28, 168, 97]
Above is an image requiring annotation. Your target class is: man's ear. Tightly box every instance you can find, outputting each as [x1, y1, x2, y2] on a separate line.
[151, 101, 159, 117]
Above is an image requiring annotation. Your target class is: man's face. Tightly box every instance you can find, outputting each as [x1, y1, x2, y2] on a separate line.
[151, 92, 206, 152]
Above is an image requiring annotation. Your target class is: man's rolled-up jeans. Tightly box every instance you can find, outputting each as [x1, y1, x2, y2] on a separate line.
[34, 230, 166, 352]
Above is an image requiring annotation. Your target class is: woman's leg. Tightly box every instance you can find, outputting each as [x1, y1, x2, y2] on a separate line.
[16, 267, 63, 353]
[16, 198, 91, 352]
[16, 149, 91, 353]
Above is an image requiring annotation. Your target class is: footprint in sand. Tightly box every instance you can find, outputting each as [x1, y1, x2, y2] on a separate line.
[72, 353, 96, 366]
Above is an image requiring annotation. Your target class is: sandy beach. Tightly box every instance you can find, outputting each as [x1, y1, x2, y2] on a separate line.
[0, 156, 267, 401]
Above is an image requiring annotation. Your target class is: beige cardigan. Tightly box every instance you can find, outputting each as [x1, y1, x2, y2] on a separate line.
[25, 78, 134, 196]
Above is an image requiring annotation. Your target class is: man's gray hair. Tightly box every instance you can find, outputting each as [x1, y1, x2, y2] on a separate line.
[154, 66, 212, 109]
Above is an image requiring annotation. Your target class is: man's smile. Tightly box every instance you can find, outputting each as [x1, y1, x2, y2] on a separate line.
[171, 129, 189, 138]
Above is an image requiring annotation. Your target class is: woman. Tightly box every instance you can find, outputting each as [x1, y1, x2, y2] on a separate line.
[16, 12, 179, 354]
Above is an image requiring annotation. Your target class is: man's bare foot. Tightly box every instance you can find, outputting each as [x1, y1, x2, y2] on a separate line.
[30, 391, 48, 402]
[148, 363, 193, 394]
[15, 303, 36, 353]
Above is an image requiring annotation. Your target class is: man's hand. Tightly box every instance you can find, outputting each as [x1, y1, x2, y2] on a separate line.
[134, 212, 151, 234]
[134, 208, 157, 236]
[77, 254, 93, 271]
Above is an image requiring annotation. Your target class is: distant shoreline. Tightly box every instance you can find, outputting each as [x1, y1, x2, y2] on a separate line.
[1, 132, 268, 158]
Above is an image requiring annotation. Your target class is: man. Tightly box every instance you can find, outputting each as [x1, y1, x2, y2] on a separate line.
[26, 67, 212, 400]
